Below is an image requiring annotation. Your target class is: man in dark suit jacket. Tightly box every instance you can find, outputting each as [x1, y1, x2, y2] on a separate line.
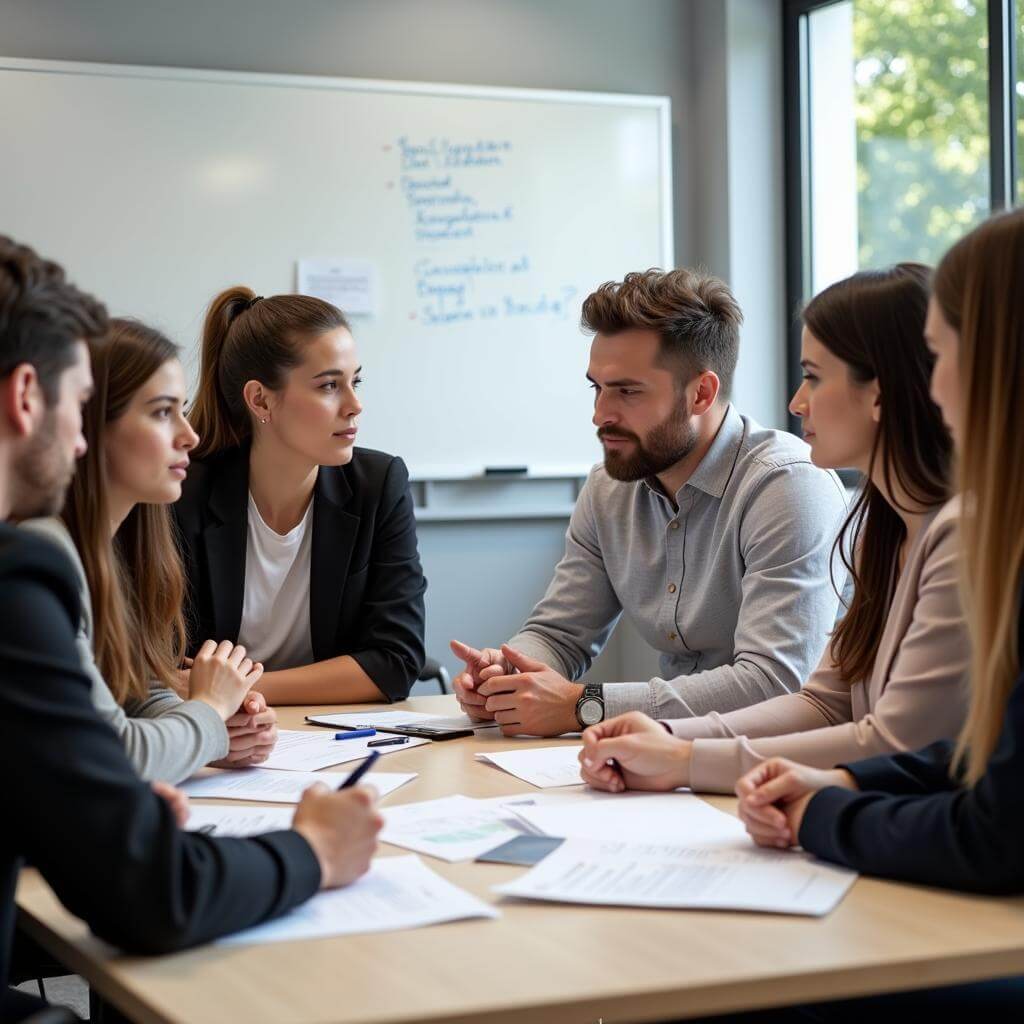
[0, 236, 382, 1022]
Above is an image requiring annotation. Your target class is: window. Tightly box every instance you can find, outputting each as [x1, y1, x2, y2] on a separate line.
[785, 0, 1019, 409]
[1018, 2, 1024, 197]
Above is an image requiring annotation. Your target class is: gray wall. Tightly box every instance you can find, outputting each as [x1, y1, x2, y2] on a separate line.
[0, 0, 784, 690]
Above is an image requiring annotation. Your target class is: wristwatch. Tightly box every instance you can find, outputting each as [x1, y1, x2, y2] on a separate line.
[575, 683, 605, 728]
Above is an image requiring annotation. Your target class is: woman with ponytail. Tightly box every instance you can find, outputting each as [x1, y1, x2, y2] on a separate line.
[725, 208, 1024, 1018]
[22, 318, 274, 783]
[175, 287, 426, 704]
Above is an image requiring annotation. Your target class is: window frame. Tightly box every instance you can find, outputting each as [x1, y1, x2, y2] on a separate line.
[782, 0, 1020, 427]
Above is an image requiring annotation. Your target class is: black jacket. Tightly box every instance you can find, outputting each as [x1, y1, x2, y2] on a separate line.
[173, 445, 426, 701]
[800, 586, 1024, 894]
[0, 524, 320, 1021]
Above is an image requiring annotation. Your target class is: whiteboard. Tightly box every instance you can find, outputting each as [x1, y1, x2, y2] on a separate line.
[0, 58, 671, 477]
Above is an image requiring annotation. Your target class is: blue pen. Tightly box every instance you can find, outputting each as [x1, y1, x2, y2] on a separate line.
[334, 728, 376, 740]
[337, 750, 380, 790]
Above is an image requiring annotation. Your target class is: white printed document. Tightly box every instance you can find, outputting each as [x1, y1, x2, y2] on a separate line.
[186, 804, 293, 836]
[306, 710, 498, 732]
[259, 728, 428, 771]
[380, 794, 539, 862]
[475, 745, 584, 788]
[296, 258, 377, 315]
[511, 791, 748, 846]
[180, 767, 416, 804]
[219, 855, 498, 945]
[494, 838, 858, 917]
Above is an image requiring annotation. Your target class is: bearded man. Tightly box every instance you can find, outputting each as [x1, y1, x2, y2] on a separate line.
[452, 268, 848, 737]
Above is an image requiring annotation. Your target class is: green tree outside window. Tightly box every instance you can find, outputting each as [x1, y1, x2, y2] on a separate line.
[854, 0, 990, 267]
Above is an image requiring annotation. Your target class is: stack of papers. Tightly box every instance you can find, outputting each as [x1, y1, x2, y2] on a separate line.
[219, 855, 499, 945]
[306, 710, 498, 732]
[380, 794, 548, 862]
[510, 791, 748, 846]
[494, 837, 857, 917]
[475, 745, 584, 788]
[186, 804, 293, 835]
[180, 767, 416, 804]
[259, 729, 429, 772]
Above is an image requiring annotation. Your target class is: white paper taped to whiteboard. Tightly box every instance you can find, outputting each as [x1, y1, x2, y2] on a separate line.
[297, 259, 377, 315]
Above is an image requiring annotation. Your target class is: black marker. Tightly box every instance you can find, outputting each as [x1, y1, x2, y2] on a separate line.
[367, 735, 409, 748]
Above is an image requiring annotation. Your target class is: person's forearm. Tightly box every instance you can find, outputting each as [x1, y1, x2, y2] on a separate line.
[604, 656, 791, 720]
[93, 669, 227, 782]
[505, 628, 579, 680]
[255, 655, 387, 706]
[667, 690, 835, 741]
[689, 720, 904, 794]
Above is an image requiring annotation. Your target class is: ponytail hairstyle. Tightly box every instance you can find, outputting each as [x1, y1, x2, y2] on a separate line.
[62, 318, 188, 705]
[189, 286, 350, 459]
[935, 209, 1024, 785]
[802, 264, 952, 685]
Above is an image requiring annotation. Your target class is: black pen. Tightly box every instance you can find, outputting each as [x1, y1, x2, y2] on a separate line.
[337, 750, 380, 790]
[367, 735, 409, 747]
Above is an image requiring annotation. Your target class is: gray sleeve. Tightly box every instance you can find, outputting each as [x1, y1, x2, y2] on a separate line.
[90, 677, 227, 783]
[507, 473, 623, 679]
[604, 464, 848, 719]
[19, 515, 228, 782]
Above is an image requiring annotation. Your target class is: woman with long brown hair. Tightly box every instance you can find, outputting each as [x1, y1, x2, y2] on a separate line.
[727, 208, 1024, 1017]
[174, 287, 426, 705]
[23, 318, 274, 782]
[576, 263, 966, 795]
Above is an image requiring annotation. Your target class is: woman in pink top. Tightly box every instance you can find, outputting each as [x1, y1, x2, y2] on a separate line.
[579, 263, 966, 795]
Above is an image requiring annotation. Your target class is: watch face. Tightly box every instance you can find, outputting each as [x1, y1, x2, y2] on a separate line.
[578, 697, 604, 726]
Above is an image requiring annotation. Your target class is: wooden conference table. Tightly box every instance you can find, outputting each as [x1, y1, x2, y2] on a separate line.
[17, 695, 1024, 1023]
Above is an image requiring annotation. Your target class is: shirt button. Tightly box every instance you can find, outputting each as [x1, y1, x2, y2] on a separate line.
[668, 632, 677, 641]
[668, 584, 677, 594]
[669, 521, 680, 530]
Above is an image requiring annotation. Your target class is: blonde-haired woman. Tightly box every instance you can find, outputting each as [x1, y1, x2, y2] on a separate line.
[731, 209, 1024, 1017]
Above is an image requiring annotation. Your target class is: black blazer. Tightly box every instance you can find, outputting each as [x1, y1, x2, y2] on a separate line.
[173, 444, 426, 701]
[800, 584, 1024, 895]
[0, 524, 320, 1019]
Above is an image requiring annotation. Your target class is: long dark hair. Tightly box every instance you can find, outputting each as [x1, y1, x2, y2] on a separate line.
[62, 318, 188, 705]
[189, 286, 350, 458]
[803, 263, 952, 685]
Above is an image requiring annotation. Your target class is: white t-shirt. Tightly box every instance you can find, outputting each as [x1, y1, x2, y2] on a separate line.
[237, 492, 315, 671]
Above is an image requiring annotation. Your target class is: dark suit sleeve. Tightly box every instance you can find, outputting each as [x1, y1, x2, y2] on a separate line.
[837, 740, 960, 796]
[799, 669, 1024, 894]
[2, 550, 321, 954]
[348, 456, 426, 700]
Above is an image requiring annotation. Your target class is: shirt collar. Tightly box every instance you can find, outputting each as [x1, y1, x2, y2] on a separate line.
[642, 403, 745, 503]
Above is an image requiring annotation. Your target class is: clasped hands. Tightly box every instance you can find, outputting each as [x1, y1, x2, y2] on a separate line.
[450, 639, 582, 737]
[179, 642, 279, 767]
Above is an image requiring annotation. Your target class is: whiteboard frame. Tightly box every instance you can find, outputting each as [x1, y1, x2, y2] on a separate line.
[0, 55, 673, 479]
[0, 55, 674, 270]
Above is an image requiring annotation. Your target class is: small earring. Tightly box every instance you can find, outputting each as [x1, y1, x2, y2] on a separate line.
[260, 418, 268, 424]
